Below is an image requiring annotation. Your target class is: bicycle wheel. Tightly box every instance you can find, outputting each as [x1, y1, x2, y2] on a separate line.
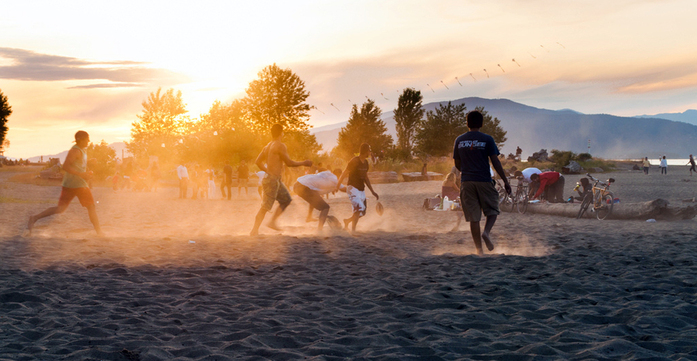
[596, 191, 614, 220]
[498, 189, 513, 212]
[516, 191, 528, 214]
[576, 193, 592, 219]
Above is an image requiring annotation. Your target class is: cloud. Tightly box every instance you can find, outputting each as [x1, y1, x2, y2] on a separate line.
[0, 47, 188, 87]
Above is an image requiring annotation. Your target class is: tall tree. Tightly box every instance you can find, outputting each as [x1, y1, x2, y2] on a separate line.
[128, 88, 188, 163]
[334, 99, 393, 160]
[415, 101, 468, 157]
[242, 64, 320, 159]
[0, 89, 12, 152]
[476, 106, 508, 151]
[243, 63, 312, 133]
[394, 88, 424, 157]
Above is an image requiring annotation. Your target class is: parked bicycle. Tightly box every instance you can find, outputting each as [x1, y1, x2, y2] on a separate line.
[576, 173, 615, 220]
[497, 175, 528, 214]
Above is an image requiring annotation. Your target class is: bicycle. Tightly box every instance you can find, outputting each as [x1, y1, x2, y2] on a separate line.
[497, 176, 528, 214]
[576, 173, 615, 220]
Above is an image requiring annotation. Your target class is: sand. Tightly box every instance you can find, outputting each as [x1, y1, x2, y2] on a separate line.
[1, 167, 697, 360]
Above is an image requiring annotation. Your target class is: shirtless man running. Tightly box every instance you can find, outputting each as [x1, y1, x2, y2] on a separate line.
[250, 124, 312, 236]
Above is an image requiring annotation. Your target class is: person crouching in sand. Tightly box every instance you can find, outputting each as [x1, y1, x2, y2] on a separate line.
[335, 143, 379, 233]
[28, 130, 102, 236]
[250, 124, 312, 236]
[294, 168, 346, 231]
[453, 111, 510, 255]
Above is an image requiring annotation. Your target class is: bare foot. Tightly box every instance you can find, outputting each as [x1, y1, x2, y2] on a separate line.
[343, 218, 351, 230]
[250, 228, 259, 236]
[305, 217, 318, 223]
[481, 232, 494, 251]
[267, 222, 282, 231]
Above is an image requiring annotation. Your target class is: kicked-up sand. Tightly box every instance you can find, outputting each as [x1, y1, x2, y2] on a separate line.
[1, 167, 697, 360]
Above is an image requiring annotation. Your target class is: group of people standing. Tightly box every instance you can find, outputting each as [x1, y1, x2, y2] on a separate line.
[642, 155, 697, 175]
[176, 160, 252, 200]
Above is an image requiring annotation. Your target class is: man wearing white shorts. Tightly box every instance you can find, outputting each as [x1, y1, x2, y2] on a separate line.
[336, 143, 379, 232]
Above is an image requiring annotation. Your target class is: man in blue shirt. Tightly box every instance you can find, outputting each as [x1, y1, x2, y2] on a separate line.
[453, 111, 510, 255]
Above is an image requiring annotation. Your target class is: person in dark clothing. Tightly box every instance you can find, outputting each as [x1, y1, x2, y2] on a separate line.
[223, 161, 233, 200]
[453, 111, 510, 255]
[237, 160, 249, 196]
[335, 143, 379, 233]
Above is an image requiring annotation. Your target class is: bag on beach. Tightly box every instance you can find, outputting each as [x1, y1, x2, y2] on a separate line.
[422, 197, 441, 210]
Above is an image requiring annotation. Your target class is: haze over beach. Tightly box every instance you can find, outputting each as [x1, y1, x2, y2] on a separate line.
[2, 0, 697, 158]
[3, 1, 697, 360]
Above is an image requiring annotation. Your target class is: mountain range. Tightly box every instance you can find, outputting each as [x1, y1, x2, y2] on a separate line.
[312, 97, 697, 159]
[23, 98, 697, 162]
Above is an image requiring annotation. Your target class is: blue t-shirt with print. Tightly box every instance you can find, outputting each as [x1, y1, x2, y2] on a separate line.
[453, 131, 500, 182]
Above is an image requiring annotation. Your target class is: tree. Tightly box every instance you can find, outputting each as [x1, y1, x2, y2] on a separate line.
[0, 89, 12, 152]
[242, 64, 320, 159]
[182, 100, 262, 165]
[128, 88, 189, 164]
[415, 101, 468, 157]
[476, 106, 508, 151]
[334, 99, 393, 160]
[394, 88, 424, 158]
[243, 63, 312, 134]
[86, 140, 117, 181]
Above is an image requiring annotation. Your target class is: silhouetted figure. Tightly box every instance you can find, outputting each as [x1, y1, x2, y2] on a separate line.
[28, 131, 102, 235]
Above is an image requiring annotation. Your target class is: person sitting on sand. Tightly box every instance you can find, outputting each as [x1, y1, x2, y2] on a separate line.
[294, 169, 346, 230]
[530, 171, 565, 203]
[250, 124, 312, 236]
[443, 167, 464, 232]
[573, 177, 591, 202]
[453, 111, 511, 255]
[28, 131, 102, 235]
[335, 143, 379, 233]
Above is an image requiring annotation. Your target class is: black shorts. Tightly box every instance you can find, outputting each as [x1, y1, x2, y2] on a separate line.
[293, 182, 330, 211]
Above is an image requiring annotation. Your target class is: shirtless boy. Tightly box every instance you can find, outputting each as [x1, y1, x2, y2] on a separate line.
[250, 124, 312, 236]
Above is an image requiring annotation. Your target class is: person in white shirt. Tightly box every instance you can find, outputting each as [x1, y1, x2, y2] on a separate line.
[521, 167, 542, 197]
[294, 169, 345, 230]
[176, 164, 189, 199]
[205, 168, 216, 199]
[256, 170, 265, 198]
[659, 156, 668, 175]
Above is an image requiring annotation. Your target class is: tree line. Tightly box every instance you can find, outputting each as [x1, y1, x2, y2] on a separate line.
[0, 64, 507, 177]
[129, 64, 506, 170]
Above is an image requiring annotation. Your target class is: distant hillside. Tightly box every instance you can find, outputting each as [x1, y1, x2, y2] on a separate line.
[311, 97, 697, 159]
[636, 109, 697, 126]
[28, 142, 130, 163]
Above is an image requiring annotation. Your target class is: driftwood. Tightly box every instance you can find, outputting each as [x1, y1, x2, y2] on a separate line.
[401, 172, 444, 182]
[526, 199, 697, 220]
[368, 171, 399, 184]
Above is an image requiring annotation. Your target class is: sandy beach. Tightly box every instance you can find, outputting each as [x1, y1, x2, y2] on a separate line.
[1, 166, 697, 360]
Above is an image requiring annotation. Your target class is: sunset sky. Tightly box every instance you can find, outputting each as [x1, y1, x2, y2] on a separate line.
[2, 0, 697, 159]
